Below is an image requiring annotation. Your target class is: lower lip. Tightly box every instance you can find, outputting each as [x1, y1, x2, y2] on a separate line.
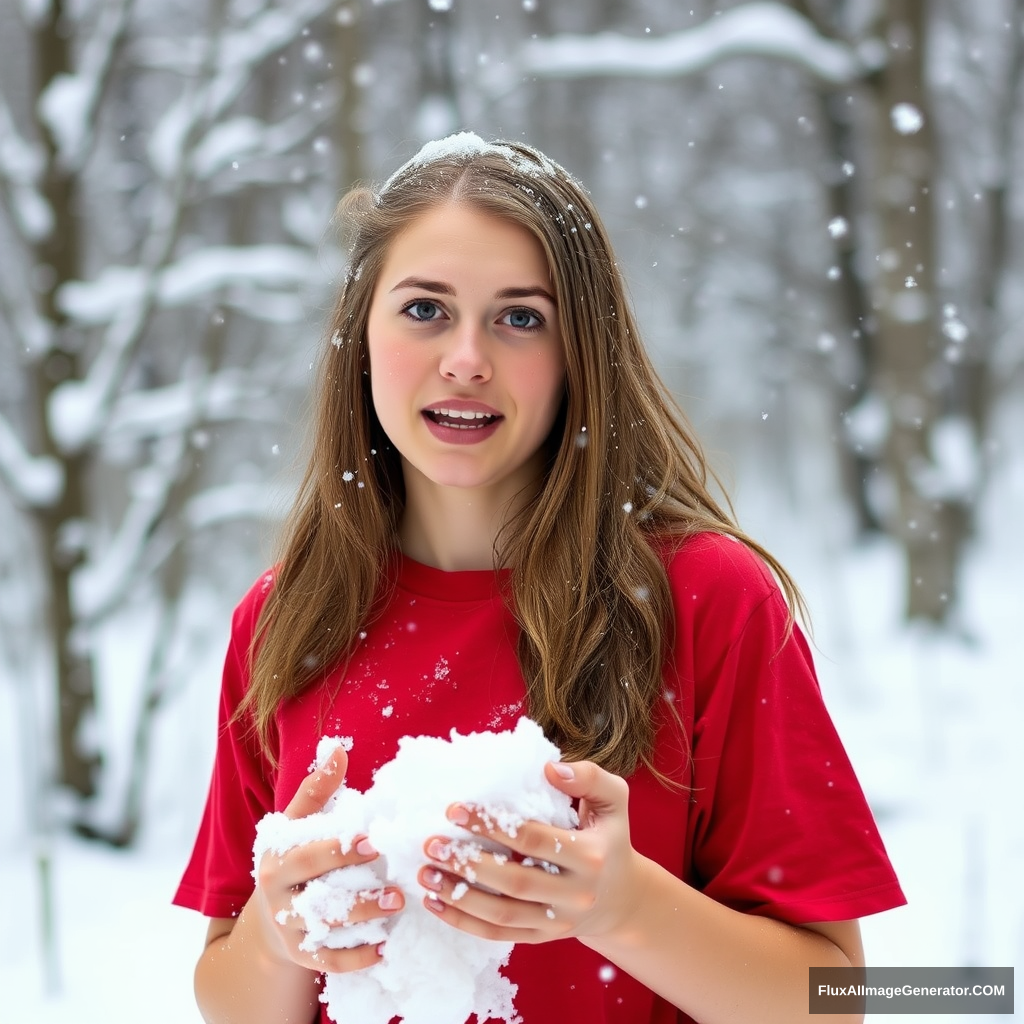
[422, 413, 502, 445]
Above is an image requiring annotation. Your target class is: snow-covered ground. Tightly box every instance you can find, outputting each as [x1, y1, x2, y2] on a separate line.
[2, 442, 1020, 1023]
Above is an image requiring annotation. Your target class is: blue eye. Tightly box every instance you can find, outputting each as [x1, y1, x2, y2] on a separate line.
[504, 308, 543, 330]
[403, 300, 443, 321]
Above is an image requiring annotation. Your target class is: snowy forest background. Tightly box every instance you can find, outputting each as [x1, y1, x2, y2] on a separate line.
[0, 0, 1021, 1021]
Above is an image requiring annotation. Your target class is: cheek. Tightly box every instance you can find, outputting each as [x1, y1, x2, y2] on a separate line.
[369, 337, 434, 431]
[534, 352, 567, 421]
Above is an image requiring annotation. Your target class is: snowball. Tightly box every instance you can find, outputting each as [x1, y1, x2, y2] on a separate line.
[252, 718, 577, 1024]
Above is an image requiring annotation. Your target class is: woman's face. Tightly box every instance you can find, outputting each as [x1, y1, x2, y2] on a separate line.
[366, 202, 565, 503]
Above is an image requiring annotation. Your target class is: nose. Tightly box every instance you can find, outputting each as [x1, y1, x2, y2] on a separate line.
[439, 321, 492, 384]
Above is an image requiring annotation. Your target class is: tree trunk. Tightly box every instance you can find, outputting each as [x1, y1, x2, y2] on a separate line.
[870, 0, 966, 622]
[32, 1, 100, 798]
[817, 84, 884, 535]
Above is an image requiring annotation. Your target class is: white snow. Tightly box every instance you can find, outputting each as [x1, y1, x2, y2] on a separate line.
[843, 392, 889, 455]
[36, 73, 93, 167]
[252, 718, 577, 1024]
[910, 416, 980, 502]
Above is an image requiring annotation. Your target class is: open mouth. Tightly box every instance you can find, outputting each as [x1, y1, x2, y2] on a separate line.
[424, 408, 501, 430]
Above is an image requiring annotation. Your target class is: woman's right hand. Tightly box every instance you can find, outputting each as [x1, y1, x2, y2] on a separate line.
[252, 746, 405, 973]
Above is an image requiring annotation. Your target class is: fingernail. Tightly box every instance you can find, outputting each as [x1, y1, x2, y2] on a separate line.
[426, 839, 450, 861]
[356, 837, 377, 856]
[447, 804, 469, 825]
[551, 762, 575, 780]
[425, 894, 445, 912]
[378, 890, 402, 910]
[422, 869, 443, 891]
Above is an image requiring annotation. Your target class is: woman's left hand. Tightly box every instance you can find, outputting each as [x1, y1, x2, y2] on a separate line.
[417, 760, 641, 945]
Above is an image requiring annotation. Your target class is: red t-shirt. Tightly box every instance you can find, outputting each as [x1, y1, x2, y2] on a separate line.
[174, 532, 905, 1023]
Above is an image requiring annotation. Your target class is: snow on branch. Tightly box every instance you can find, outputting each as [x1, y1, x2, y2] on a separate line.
[36, 0, 135, 171]
[189, 96, 339, 181]
[0, 411, 64, 508]
[56, 244, 321, 325]
[0, 95, 53, 242]
[105, 371, 274, 442]
[0, 263, 52, 356]
[148, 0, 337, 179]
[513, 2, 871, 88]
[47, 244, 319, 452]
[185, 481, 290, 531]
[70, 439, 182, 621]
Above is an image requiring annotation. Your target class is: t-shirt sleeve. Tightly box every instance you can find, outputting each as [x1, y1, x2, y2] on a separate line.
[674, 535, 905, 924]
[173, 573, 278, 919]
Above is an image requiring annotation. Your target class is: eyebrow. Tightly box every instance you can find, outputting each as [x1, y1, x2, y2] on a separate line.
[389, 277, 556, 304]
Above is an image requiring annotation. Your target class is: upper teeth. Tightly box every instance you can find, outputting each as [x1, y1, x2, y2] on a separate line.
[434, 408, 494, 420]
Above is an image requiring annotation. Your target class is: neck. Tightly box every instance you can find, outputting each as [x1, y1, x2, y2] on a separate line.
[398, 464, 539, 572]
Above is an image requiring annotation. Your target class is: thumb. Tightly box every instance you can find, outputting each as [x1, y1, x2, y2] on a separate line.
[544, 760, 629, 824]
[284, 743, 348, 819]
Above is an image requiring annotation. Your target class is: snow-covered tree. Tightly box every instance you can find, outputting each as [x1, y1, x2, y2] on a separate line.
[500, 0, 1024, 623]
[0, 0, 359, 842]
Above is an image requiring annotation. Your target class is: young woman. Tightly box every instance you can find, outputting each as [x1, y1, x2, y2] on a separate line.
[174, 133, 905, 1024]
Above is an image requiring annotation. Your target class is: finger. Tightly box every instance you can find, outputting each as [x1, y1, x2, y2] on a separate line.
[436, 809, 570, 871]
[419, 855, 566, 913]
[262, 835, 378, 892]
[300, 941, 384, 975]
[284, 745, 349, 819]
[543, 760, 629, 826]
[329, 886, 405, 925]
[418, 873, 558, 944]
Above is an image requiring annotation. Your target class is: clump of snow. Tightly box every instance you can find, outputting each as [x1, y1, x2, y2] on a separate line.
[37, 73, 92, 167]
[0, 414, 63, 507]
[379, 131, 561, 196]
[252, 718, 577, 1024]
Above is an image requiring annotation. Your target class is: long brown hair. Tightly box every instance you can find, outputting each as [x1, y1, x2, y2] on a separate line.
[243, 135, 802, 776]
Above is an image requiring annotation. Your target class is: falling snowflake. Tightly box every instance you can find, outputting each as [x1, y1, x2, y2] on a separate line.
[890, 102, 924, 135]
[827, 216, 849, 239]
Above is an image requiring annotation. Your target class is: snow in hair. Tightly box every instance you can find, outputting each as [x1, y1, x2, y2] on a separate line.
[377, 131, 567, 198]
